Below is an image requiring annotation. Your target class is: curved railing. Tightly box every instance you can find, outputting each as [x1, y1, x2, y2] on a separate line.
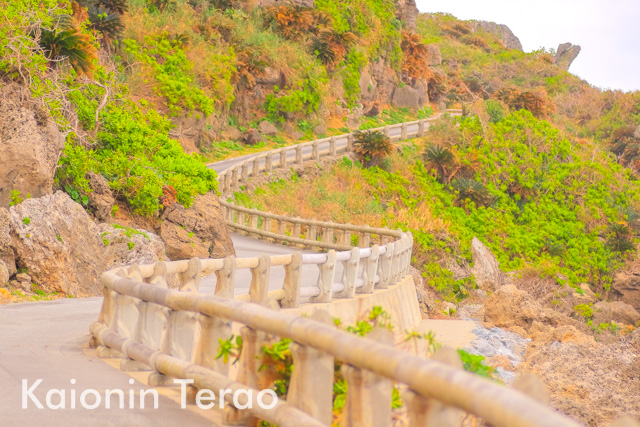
[91, 259, 580, 427]
[217, 112, 460, 251]
[90, 110, 582, 426]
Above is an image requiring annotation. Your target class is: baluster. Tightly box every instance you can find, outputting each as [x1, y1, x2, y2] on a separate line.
[309, 225, 318, 242]
[403, 232, 414, 277]
[417, 120, 425, 137]
[215, 256, 236, 298]
[363, 232, 371, 247]
[310, 250, 337, 303]
[296, 145, 303, 164]
[330, 136, 337, 156]
[223, 173, 231, 194]
[313, 141, 320, 161]
[231, 168, 239, 189]
[264, 217, 272, 234]
[360, 245, 379, 293]
[266, 153, 273, 173]
[383, 125, 390, 139]
[238, 211, 246, 227]
[249, 256, 270, 305]
[278, 219, 286, 236]
[280, 150, 287, 169]
[325, 228, 334, 245]
[253, 158, 260, 177]
[335, 247, 360, 298]
[179, 257, 202, 292]
[293, 217, 301, 239]
[341, 328, 394, 427]
[241, 162, 249, 184]
[401, 123, 408, 140]
[403, 348, 463, 426]
[378, 242, 395, 289]
[390, 236, 405, 285]
[282, 252, 303, 308]
[119, 264, 151, 371]
[224, 327, 265, 425]
[249, 214, 258, 230]
[286, 311, 335, 424]
[347, 133, 354, 151]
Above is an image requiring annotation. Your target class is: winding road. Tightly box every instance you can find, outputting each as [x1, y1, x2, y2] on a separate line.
[0, 114, 474, 426]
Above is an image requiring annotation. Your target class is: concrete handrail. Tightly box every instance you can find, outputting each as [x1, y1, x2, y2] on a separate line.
[90, 259, 579, 427]
[217, 110, 462, 251]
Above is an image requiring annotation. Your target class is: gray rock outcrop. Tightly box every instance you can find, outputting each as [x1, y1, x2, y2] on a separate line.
[472, 20, 523, 51]
[554, 43, 581, 70]
[470, 237, 504, 290]
[99, 223, 168, 269]
[392, 85, 421, 109]
[395, 0, 419, 31]
[634, 125, 640, 140]
[0, 84, 65, 208]
[87, 172, 115, 222]
[159, 192, 235, 260]
[9, 191, 107, 296]
[258, 120, 278, 136]
[0, 208, 15, 286]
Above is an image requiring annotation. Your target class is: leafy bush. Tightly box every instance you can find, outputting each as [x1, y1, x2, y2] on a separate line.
[353, 130, 393, 167]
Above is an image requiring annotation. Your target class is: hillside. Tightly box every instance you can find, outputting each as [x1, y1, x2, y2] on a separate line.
[2, 0, 640, 425]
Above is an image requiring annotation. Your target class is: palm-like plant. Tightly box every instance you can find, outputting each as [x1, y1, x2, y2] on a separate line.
[401, 31, 432, 80]
[311, 28, 356, 68]
[87, 5, 124, 45]
[606, 223, 636, 254]
[353, 130, 394, 167]
[452, 178, 492, 207]
[95, 0, 128, 14]
[267, 5, 313, 40]
[423, 144, 456, 183]
[36, 14, 97, 77]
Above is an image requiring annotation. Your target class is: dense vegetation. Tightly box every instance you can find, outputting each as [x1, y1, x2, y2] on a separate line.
[238, 110, 640, 300]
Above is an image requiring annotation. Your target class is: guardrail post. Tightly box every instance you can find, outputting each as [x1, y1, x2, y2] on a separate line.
[249, 213, 258, 230]
[231, 168, 239, 189]
[249, 256, 270, 305]
[238, 211, 246, 227]
[417, 120, 425, 137]
[341, 328, 393, 427]
[324, 228, 334, 245]
[278, 219, 286, 237]
[296, 145, 303, 164]
[293, 217, 301, 240]
[264, 217, 272, 235]
[378, 242, 394, 289]
[280, 150, 287, 169]
[266, 153, 273, 173]
[223, 173, 231, 194]
[383, 125, 390, 139]
[282, 252, 302, 308]
[347, 133, 354, 152]
[403, 348, 463, 425]
[253, 158, 260, 177]
[390, 236, 404, 285]
[309, 225, 317, 242]
[330, 136, 337, 156]
[311, 250, 337, 303]
[342, 225, 352, 246]
[363, 232, 371, 247]
[179, 257, 202, 292]
[286, 311, 335, 424]
[360, 245, 379, 293]
[335, 247, 360, 298]
[241, 162, 249, 184]
[227, 206, 235, 222]
[312, 141, 320, 161]
[401, 123, 407, 140]
[403, 231, 413, 277]
[215, 256, 236, 298]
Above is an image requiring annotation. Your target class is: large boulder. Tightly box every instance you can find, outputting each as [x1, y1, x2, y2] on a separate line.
[593, 301, 640, 326]
[392, 85, 421, 109]
[99, 223, 168, 269]
[471, 20, 523, 51]
[159, 192, 235, 260]
[485, 285, 566, 329]
[0, 208, 16, 282]
[554, 43, 581, 71]
[611, 272, 640, 309]
[470, 237, 504, 290]
[9, 191, 107, 296]
[87, 172, 115, 222]
[0, 84, 65, 208]
[258, 120, 278, 136]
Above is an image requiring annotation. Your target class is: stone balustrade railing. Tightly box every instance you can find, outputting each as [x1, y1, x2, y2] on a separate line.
[218, 110, 461, 252]
[90, 259, 580, 427]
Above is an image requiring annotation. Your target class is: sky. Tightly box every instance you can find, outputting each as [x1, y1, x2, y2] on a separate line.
[416, 0, 640, 92]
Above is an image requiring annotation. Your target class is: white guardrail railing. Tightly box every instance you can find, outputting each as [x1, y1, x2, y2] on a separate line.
[90, 110, 584, 426]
